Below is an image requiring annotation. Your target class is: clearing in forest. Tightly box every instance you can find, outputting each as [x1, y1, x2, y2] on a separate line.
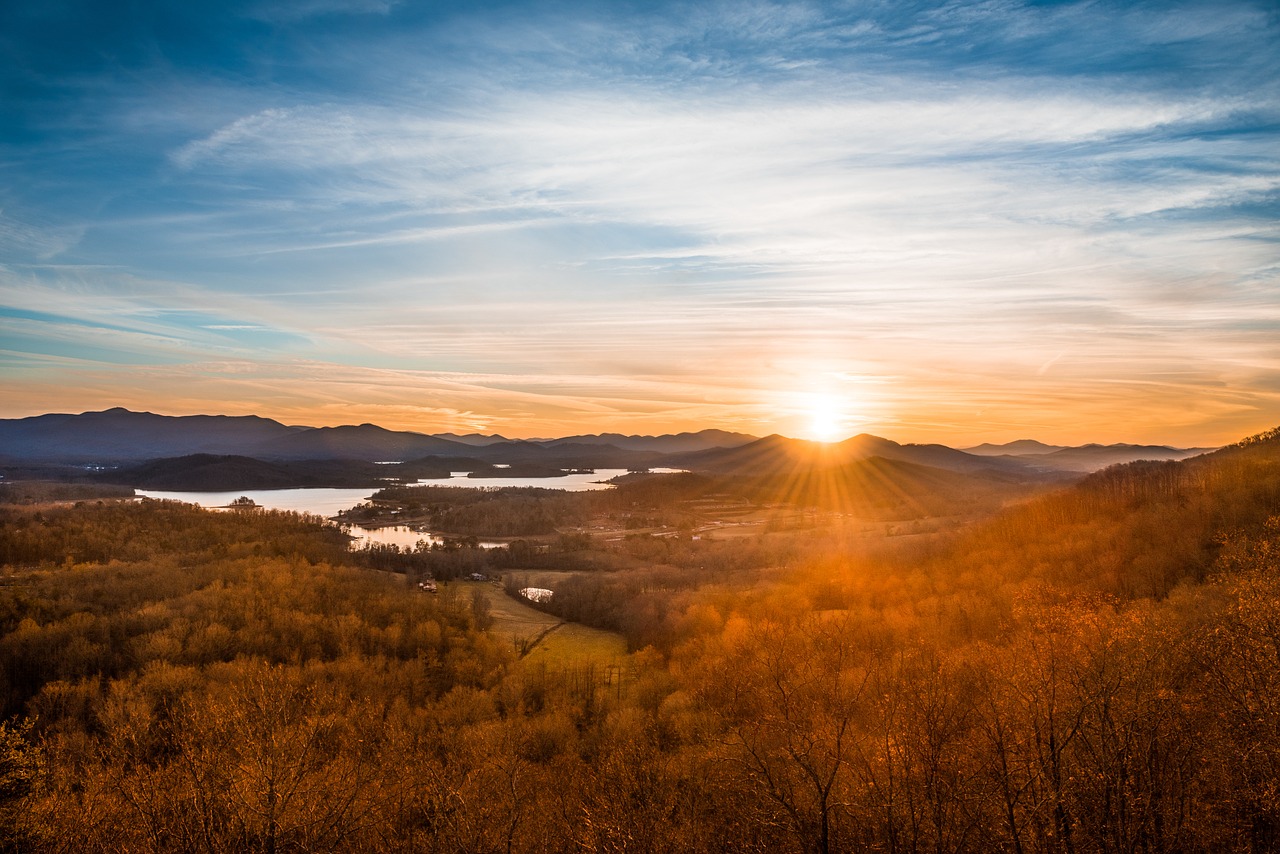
[457, 580, 628, 667]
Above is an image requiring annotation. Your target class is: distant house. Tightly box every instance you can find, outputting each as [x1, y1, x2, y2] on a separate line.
[417, 580, 438, 593]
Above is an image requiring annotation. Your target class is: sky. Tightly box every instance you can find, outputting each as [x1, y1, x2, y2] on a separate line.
[1, 0, 1278, 446]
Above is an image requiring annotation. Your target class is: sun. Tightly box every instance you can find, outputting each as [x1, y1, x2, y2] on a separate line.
[805, 394, 848, 443]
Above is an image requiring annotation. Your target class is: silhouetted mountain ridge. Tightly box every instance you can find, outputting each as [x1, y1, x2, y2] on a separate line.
[0, 408, 304, 461]
[432, 433, 511, 447]
[0, 408, 1216, 476]
[671, 433, 1040, 477]
[250, 424, 472, 461]
[535, 429, 757, 453]
[964, 439, 1066, 456]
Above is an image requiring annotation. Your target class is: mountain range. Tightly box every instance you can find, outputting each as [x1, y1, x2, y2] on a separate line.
[0, 409, 1215, 487]
[0, 409, 755, 464]
[669, 433, 1031, 476]
[965, 441, 1215, 472]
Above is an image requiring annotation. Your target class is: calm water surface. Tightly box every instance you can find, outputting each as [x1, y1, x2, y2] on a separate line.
[136, 468, 633, 514]
[345, 526, 507, 550]
[136, 487, 375, 517]
[425, 469, 634, 490]
[135, 468, 649, 549]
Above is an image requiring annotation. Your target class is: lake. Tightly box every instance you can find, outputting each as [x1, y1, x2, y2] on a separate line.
[342, 525, 509, 550]
[136, 468, 635, 514]
[135, 486, 375, 517]
[134, 468, 656, 550]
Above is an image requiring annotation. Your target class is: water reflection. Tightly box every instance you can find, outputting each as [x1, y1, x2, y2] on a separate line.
[420, 469, 631, 490]
[135, 468, 635, 517]
[135, 467, 682, 551]
[135, 487, 377, 517]
[345, 525, 506, 551]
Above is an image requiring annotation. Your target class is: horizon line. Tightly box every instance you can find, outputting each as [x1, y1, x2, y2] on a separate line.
[0, 405, 1232, 451]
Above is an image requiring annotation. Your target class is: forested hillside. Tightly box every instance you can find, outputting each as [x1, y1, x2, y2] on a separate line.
[1, 429, 1279, 852]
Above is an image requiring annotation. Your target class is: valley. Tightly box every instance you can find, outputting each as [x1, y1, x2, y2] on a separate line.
[1, 412, 1275, 853]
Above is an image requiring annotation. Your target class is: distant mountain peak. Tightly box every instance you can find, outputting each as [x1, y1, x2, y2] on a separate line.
[432, 432, 512, 447]
[963, 439, 1066, 456]
[537, 429, 758, 454]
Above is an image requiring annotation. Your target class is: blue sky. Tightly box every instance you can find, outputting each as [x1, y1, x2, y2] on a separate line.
[2, 0, 1278, 444]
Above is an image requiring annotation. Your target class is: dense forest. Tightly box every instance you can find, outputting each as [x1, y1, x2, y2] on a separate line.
[2, 430, 1280, 852]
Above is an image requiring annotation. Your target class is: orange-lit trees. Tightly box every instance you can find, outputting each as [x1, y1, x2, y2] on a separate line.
[1200, 523, 1280, 851]
[696, 613, 870, 854]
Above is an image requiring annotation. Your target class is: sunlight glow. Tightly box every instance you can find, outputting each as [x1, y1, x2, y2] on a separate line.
[0, 2, 1274, 447]
[806, 394, 848, 443]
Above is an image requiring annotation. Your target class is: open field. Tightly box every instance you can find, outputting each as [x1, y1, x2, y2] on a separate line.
[520, 621, 629, 669]
[454, 580, 559, 642]
[454, 580, 628, 667]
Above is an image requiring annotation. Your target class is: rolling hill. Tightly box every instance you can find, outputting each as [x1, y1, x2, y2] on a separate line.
[961, 438, 1214, 470]
[248, 424, 472, 461]
[536, 429, 758, 454]
[671, 433, 1042, 477]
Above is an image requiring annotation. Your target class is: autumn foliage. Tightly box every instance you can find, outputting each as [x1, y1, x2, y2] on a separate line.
[2, 430, 1280, 852]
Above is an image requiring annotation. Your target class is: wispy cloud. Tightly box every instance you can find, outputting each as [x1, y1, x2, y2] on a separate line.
[0, 213, 85, 260]
[1, 0, 1277, 443]
[245, 0, 401, 23]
